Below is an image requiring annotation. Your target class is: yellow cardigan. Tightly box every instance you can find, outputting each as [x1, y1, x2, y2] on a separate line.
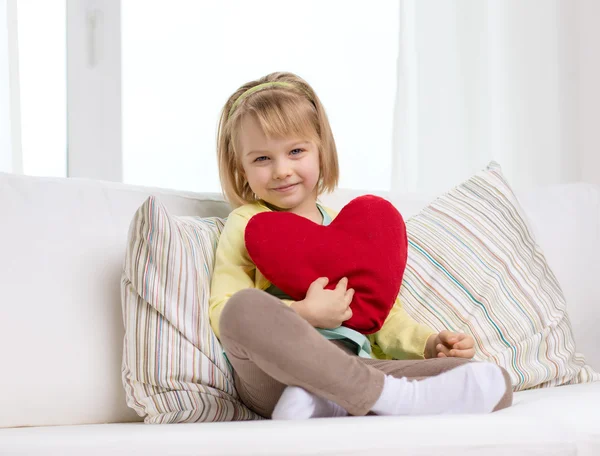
[208, 201, 436, 360]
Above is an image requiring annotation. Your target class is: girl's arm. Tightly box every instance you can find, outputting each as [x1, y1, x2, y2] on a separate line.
[209, 211, 257, 339]
[209, 208, 317, 338]
[369, 296, 437, 360]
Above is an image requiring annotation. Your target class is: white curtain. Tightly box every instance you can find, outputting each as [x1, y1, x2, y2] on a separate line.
[0, 0, 21, 175]
[4, 1, 598, 192]
[392, 0, 600, 195]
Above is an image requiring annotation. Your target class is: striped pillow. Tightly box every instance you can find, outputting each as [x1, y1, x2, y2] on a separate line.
[121, 196, 261, 423]
[400, 162, 600, 390]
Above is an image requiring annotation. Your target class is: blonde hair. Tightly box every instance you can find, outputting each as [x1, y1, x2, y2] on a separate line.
[216, 71, 339, 208]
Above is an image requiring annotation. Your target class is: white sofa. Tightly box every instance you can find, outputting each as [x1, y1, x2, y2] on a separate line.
[0, 171, 599, 456]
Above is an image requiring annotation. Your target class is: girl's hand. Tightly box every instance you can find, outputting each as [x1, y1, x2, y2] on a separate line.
[426, 330, 475, 359]
[292, 277, 354, 329]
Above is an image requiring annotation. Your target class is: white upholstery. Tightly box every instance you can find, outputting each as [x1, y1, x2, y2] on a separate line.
[518, 183, 600, 371]
[1, 382, 599, 456]
[0, 172, 229, 428]
[1, 172, 598, 455]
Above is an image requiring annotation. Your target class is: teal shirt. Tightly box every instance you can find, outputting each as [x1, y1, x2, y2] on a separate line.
[264, 204, 372, 359]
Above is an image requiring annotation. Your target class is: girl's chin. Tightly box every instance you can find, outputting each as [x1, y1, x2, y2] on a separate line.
[261, 195, 307, 211]
[259, 198, 292, 211]
[260, 185, 318, 209]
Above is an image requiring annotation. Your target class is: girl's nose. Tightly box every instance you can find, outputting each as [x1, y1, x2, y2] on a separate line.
[273, 161, 292, 179]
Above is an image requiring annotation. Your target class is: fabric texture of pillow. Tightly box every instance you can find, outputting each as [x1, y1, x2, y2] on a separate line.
[121, 196, 260, 423]
[400, 162, 600, 391]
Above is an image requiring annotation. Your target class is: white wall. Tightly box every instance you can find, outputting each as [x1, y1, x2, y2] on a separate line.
[577, 0, 600, 185]
[0, 0, 11, 172]
[0, 0, 20, 174]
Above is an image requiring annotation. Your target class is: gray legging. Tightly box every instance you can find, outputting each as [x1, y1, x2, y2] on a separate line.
[219, 288, 513, 418]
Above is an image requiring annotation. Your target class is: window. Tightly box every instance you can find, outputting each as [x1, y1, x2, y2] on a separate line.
[11, 1, 400, 192]
[16, 0, 67, 178]
[122, 0, 399, 192]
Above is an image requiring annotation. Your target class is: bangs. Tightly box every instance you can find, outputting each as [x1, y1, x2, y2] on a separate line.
[231, 91, 321, 153]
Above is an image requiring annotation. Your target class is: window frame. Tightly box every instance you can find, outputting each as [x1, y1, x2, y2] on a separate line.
[66, 0, 122, 181]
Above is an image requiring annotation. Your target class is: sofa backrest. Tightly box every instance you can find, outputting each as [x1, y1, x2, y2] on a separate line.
[517, 183, 600, 376]
[1, 172, 598, 428]
[0, 172, 230, 428]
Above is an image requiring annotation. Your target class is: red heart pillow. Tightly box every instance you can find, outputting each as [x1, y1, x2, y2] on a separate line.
[244, 195, 408, 334]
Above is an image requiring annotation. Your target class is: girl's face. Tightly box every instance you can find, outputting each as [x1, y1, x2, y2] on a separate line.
[237, 115, 321, 213]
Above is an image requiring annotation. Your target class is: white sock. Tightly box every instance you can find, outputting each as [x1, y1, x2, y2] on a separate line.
[272, 386, 349, 420]
[371, 362, 506, 416]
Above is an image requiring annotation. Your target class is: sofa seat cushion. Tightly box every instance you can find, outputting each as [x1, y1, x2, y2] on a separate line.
[1, 383, 598, 456]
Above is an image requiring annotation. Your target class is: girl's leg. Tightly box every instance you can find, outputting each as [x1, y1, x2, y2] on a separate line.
[273, 344, 512, 418]
[219, 288, 385, 418]
[360, 357, 513, 412]
[220, 288, 509, 419]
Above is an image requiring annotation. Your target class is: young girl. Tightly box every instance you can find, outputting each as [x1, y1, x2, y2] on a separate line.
[209, 71, 512, 420]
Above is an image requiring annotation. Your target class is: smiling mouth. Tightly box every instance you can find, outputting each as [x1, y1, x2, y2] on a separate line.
[272, 183, 298, 191]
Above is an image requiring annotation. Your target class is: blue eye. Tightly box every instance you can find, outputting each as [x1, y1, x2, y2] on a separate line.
[254, 156, 268, 162]
[290, 148, 304, 155]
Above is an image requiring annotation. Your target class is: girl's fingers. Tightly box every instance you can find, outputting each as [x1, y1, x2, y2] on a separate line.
[310, 277, 328, 291]
[335, 277, 348, 292]
[438, 330, 453, 344]
[449, 348, 476, 359]
[343, 306, 353, 321]
[344, 288, 355, 304]
[453, 339, 473, 350]
[436, 343, 452, 356]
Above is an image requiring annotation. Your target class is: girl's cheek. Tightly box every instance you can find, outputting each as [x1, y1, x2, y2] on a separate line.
[256, 169, 270, 182]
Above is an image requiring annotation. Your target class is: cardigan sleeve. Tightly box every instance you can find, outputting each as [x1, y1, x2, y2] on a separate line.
[368, 296, 437, 360]
[209, 208, 296, 339]
[208, 210, 257, 340]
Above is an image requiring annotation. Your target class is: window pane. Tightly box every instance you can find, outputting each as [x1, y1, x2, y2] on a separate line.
[17, 0, 67, 177]
[122, 0, 398, 193]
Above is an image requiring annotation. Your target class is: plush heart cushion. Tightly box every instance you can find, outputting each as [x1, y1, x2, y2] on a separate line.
[244, 195, 407, 334]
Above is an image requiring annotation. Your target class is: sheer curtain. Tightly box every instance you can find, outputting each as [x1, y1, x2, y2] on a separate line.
[3, 1, 599, 194]
[0, 0, 21, 174]
[392, 0, 600, 195]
